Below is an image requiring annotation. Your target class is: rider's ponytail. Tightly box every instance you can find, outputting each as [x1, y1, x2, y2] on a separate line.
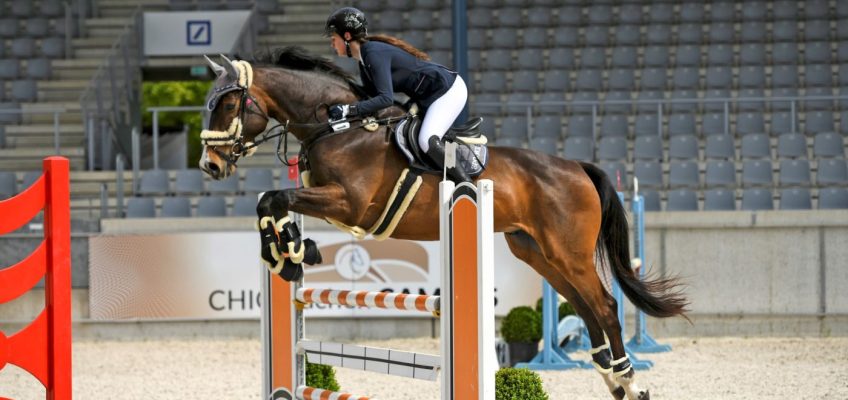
[364, 34, 431, 61]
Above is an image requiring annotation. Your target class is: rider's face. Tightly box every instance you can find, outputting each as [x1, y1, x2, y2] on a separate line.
[330, 33, 346, 56]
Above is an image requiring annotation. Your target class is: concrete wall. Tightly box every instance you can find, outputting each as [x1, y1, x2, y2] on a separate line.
[2, 211, 847, 339]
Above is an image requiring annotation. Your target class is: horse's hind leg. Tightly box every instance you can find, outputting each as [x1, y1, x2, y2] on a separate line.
[504, 232, 626, 400]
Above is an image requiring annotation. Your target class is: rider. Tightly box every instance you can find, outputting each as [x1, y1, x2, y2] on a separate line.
[324, 7, 471, 183]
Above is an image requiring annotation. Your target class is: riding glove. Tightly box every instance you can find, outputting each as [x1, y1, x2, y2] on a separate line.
[329, 104, 357, 121]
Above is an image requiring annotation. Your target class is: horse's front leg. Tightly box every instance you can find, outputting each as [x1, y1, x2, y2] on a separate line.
[256, 184, 352, 281]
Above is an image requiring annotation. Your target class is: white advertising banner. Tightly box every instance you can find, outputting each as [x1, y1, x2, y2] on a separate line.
[143, 11, 251, 56]
[89, 231, 541, 320]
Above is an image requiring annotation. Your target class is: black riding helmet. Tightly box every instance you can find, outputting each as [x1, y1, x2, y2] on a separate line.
[324, 7, 368, 40]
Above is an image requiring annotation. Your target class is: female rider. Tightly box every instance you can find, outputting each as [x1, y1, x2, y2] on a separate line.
[324, 7, 471, 183]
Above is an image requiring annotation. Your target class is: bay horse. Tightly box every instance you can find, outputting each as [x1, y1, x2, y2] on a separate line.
[198, 47, 687, 400]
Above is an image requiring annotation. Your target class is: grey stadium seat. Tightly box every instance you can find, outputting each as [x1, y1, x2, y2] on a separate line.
[511, 71, 539, 93]
[740, 133, 771, 159]
[174, 169, 204, 194]
[232, 195, 258, 217]
[739, 43, 766, 65]
[11, 0, 34, 17]
[575, 69, 603, 91]
[11, 38, 36, 58]
[707, 44, 733, 66]
[486, 49, 512, 70]
[634, 114, 660, 137]
[771, 64, 799, 88]
[207, 174, 239, 194]
[11, 80, 37, 102]
[538, 91, 566, 115]
[479, 71, 507, 93]
[614, 24, 641, 47]
[705, 66, 732, 90]
[708, 22, 735, 43]
[805, 0, 829, 19]
[376, 11, 404, 31]
[842, 111, 848, 136]
[579, 47, 606, 70]
[817, 158, 848, 185]
[779, 188, 812, 210]
[636, 91, 664, 113]
[704, 189, 736, 211]
[668, 161, 700, 188]
[533, 116, 563, 138]
[673, 67, 699, 90]
[608, 68, 635, 91]
[598, 136, 627, 161]
[526, 7, 553, 26]
[600, 115, 628, 137]
[772, 42, 799, 64]
[516, 49, 544, 70]
[430, 29, 452, 51]
[740, 22, 767, 43]
[741, 188, 774, 210]
[680, 2, 704, 23]
[552, 26, 579, 47]
[737, 88, 766, 113]
[243, 169, 274, 193]
[494, 137, 522, 148]
[139, 169, 170, 195]
[584, 26, 610, 47]
[634, 136, 663, 161]
[804, 21, 830, 42]
[742, 159, 774, 186]
[0, 59, 20, 80]
[644, 46, 670, 67]
[772, 20, 798, 41]
[705, 134, 736, 160]
[776, 133, 808, 159]
[669, 135, 698, 160]
[742, 2, 767, 20]
[499, 116, 528, 139]
[703, 112, 728, 136]
[548, 47, 575, 70]
[819, 188, 848, 209]
[703, 89, 732, 112]
[567, 115, 594, 137]
[770, 111, 797, 136]
[618, 4, 643, 25]
[41, 37, 66, 58]
[737, 113, 766, 136]
[522, 28, 549, 48]
[26, 58, 51, 79]
[669, 113, 697, 137]
[603, 91, 633, 115]
[641, 190, 662, 211]
[666, 189, 698, 211]
[670, 90, 698, 114]
[805, 111, 834, 134]
[0, 19, 19, 38]
[674, 45, 701, 67]
[839, 42, 848, 63]
[562, 137, 594, 162]
[529, 137, 558, 156]
[804, 42, 831, 64]
[705, 160, 737, 187]
[196, 197, 227, 217]
[497, 8, 523, 28]
[710, 1, 735, 22]
[640, 67, 667, 91]
[506, 93, 534, 115]
[556, 5, 581, 26]
[126, 197, 156, 218]
[611, 47, 638, 68]
[588, 4, 613, 25]
[0, 172, 16, 199]
[160, 197, 192, 218]
[645, 25, 672, 45]
[738, 66, 766, 89]
[813, 133, 845, 158]
[678, 23, 704, 45]
[600, 161, 628, 188]
[779, 159, 812, 186]
[648, 3, 674, 24]
[805, 64, 832, 87]
[25, 18, 49, 37]
[633, 161, 663, 189]
[804, 87, 833, 111]
[773, 0, 798, 19]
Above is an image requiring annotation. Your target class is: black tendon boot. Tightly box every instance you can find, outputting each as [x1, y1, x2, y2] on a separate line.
[426, 136, 472, 183]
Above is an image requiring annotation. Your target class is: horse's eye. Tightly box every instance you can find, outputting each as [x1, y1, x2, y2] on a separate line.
[225, 104, 236, 111]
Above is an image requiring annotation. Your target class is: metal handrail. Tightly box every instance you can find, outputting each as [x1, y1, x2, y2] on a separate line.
[146, 106, 207, 170]
[0, 108, 67, 154]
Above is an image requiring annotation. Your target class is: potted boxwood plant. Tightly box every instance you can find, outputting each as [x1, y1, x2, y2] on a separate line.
[500, 306, 543, 366]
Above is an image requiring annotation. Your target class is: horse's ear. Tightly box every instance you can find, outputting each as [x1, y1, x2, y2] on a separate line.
[220, 54, 239, 82]
[204, 55, 226, 77]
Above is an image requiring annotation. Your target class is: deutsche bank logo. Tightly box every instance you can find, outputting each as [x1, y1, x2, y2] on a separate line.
[187, 20, 211, 46]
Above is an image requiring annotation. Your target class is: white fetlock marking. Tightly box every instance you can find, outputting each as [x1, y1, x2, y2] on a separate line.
[613, 361, 646, 400]
[287, 241, 305, 264]
[600, 371, 620, 394]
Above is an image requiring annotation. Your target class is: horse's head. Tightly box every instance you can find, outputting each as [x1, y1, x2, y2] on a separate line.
[199, 55, 271, 180]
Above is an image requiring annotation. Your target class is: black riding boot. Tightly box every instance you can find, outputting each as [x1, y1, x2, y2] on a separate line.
[426, 135, 472, 183]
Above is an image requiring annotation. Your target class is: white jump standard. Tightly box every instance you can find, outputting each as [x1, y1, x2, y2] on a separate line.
[261, 180, 496, 400]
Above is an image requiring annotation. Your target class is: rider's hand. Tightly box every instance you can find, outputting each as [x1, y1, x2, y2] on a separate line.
[329, 104, 351, 121]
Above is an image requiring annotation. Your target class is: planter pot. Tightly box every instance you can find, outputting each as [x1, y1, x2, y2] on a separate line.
[507, 341, 539, 366]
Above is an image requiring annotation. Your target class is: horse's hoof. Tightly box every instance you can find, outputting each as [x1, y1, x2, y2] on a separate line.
[637, 390, 650, 400]
[612, 386, 626, 400]
[279, 259, 304, 281]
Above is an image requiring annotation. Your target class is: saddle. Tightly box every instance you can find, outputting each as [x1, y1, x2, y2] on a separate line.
[392, 115, 489, 177]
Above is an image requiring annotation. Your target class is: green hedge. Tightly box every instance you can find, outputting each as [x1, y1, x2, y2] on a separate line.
[305, 362, 340, 392]
[141, 81, 212, 168]
[500, 306, 543, 343]
[495, 368, 549, 400]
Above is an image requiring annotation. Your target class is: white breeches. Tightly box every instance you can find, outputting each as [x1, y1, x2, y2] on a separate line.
[418, 75, 468, 152]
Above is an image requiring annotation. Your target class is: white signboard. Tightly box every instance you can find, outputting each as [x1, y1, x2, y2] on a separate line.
[89, 231, 541, 320]
[143, 11, 251, 56]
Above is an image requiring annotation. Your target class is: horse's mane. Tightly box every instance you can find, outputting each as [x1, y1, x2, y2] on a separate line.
[245, 46, 367, 98]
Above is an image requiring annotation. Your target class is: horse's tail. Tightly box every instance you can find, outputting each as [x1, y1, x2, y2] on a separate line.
[580, 162, 689, 319]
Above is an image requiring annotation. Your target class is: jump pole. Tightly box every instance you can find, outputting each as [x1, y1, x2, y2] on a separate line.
[261, 179, 495, 400]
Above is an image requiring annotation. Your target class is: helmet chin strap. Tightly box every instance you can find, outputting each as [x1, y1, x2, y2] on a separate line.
[345, 40, 352, 58]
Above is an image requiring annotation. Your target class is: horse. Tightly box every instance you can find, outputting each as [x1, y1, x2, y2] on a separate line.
[197, 47, 687, 400]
